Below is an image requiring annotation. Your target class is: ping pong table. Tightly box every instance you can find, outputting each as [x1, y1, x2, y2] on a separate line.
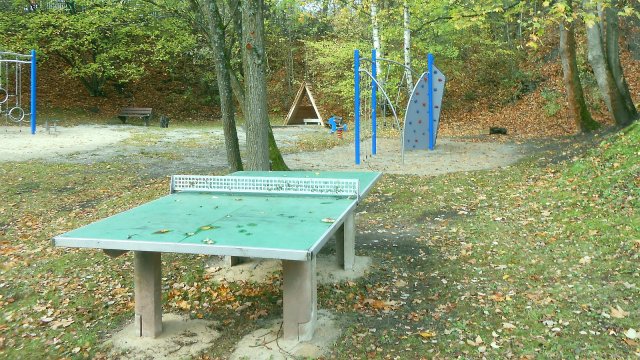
[53, 171, 381, 341]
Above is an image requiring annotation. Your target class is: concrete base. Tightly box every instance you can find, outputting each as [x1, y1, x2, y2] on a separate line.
[206, 254, 372, 285]
[229, 310, 339, 360]
[108, 313, 219, 360]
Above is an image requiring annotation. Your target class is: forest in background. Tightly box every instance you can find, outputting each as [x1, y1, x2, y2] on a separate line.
[0, 0, 639, 137]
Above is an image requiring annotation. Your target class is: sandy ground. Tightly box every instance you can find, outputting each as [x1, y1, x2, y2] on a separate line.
[0, 125, 131, 161]
[2, 123, 531, 359]
[0, 124, 529, 176]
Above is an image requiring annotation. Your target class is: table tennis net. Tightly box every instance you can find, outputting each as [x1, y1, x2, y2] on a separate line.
[171, 175, 360, 198]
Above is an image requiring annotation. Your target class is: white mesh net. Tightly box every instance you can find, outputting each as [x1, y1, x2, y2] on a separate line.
[171, 175, 359, 197]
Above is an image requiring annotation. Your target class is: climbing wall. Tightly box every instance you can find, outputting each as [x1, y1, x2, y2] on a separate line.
[402, 65, 446, 150]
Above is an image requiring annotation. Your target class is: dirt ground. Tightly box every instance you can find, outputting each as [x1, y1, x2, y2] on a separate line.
[0, 124, 530, 176]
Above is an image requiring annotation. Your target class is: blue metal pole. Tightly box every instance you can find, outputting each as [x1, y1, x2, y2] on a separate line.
[30, 49, 36, 135]
[354, 49, 360, 165]
[371, 49, 377, 155]
[427, 53, 434, 150]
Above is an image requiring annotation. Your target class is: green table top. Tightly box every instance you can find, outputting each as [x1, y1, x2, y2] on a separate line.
[54, 171, 381, 261]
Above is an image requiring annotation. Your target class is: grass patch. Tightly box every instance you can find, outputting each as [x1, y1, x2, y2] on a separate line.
[0, 122, 637, 358]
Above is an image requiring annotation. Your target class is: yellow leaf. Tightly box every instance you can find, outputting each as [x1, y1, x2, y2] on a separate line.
[153, 229, 171, 234]
[176, 300, 190, 310]
[419, 331, 436, 339]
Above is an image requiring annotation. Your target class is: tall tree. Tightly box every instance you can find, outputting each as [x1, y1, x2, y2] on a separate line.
[241, 0, 289, 170]
[192, 0, 243, 172]
[371, 0, 383, 76]
[559, 2, 600, 132]
[403, 0, 413, 93]
[585, 0, 638, 127]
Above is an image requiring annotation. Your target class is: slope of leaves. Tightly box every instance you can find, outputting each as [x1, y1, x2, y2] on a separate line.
[325, 122, 639, 358]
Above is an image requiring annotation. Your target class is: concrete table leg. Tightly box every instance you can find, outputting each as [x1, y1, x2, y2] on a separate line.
[134, 251, 163, 337]
[225, 256, 249, 266]
[335, 212, 355, 270]
[282, 258, 317, 341]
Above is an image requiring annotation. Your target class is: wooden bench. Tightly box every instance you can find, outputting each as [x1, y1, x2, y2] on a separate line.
[303, 118, 323, 125]
[118, 107, 153, 126]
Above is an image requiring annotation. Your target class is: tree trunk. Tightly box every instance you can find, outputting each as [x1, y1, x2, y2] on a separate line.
[604, 4, 638, 123]
[585, 13, 628, 124]
[559, 10, 599, 132]
[403, 0, 413, 94]
[241, 0, 284, 170]
[229, 72, 245, 110]
[199, 0, 243, 172]
[371, 0, 382, 76]
[226, 0, 246, 111]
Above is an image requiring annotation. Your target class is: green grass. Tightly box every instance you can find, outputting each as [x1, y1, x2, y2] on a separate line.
[1, 122, 638, 359]
[326, 123, 639, 358]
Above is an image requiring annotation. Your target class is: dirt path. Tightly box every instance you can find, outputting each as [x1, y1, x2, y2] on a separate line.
[0, 124, 531, 176]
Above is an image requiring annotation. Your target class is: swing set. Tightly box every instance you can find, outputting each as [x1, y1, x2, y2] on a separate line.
[353, 49, 446, 165]
[1, 50, 37, 134]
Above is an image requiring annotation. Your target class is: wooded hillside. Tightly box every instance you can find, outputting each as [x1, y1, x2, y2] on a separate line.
[1, 0, 638, 136]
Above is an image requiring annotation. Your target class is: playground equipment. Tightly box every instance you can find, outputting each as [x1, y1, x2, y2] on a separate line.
[403, 54, 446, 151]
[0, 50, 36, 134]
[284, 82, 324, 126]
[353, 49, 446, 164]
[328, 115, 347, 132]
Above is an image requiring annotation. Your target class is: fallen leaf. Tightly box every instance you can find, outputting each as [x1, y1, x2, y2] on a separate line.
[153, 229, 172, 234]
[579, 256, 592, 265]
[623, 338, 638, 346]
[610, 306, 629, 319]
[419, 331, 436, 339]
[321, 218, 335, 223]
[502, 322, 516, 330]
[176, 300, 190, 310]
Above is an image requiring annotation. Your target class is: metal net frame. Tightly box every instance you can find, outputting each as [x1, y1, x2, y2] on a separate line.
[0, 51, 35, 131]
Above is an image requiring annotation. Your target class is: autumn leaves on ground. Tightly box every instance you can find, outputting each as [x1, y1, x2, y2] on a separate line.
[0, 121, 638, 359]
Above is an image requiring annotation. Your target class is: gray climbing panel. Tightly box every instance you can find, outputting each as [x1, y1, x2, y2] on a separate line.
[403, 66, 446, 150]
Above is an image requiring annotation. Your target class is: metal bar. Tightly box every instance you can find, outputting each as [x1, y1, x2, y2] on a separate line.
[359, 70, 400, 129]
[0, 51, 33, 58]
[30, 50, 36, 135]
[371, 49, 377, 156]
[354, 49, 360, 165]
[359, 57, 420, 76]
[428, 53, 435, 150]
